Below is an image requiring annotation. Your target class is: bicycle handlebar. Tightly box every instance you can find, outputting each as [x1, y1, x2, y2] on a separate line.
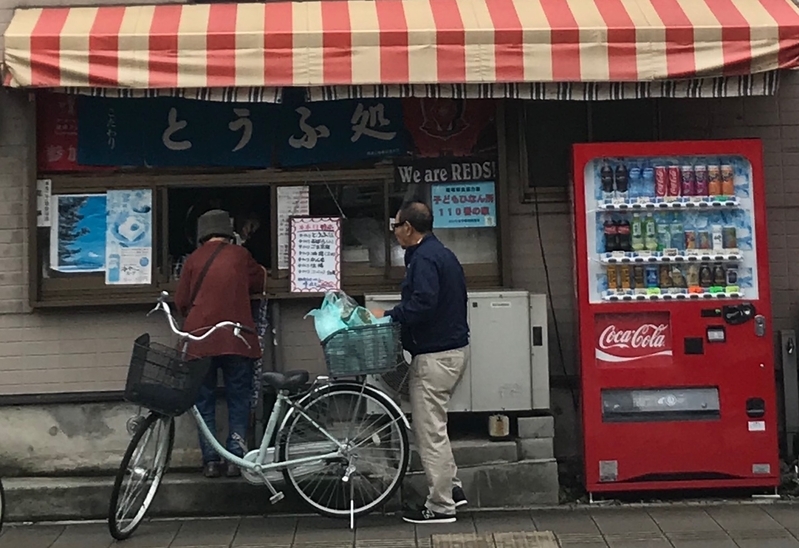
[150, 291, 254, 349]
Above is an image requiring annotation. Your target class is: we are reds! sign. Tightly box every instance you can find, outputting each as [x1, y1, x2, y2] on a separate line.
[594, 312, 673, 366]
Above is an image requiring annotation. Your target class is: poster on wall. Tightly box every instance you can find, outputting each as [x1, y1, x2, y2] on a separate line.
[49, 194, 107, 273]
[277, 186, 310, 270]
[431, 182, 497, 229]
[36, 93, 80, 172]
[289, 217, 341, 293]
[106, 189, 153, 285]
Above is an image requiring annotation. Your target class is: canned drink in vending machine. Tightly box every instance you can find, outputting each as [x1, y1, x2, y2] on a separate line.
[708, 165, 722, 196]
[654, 166, 668, 198]
[659, 265, 673, 289]
[645, 265, 659, 288]
[670, 221, 684, 252]
[694, 165, 709, 196]
[667, 166, 681, 199]
[680, 166, 695, 197]
[633, 265, 645, 289]
[721, 164, 735, 196]
[619, 264, 632, 289]
[722, 226, 737, 249]
[671, 266, 687, 289]
[657, 224, 671, 251]
[607, 265, 618, 290]
[698, 231, 712, 250]
[684, 230, 697, 250]
[725, 266, 739, 286]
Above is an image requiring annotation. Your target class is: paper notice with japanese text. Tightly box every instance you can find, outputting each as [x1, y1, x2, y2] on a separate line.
[105, 189, 153, 285]
[431, 182, 497, 229]
[277, 186, 310, 270]
[290, 217, 341, 293]
[37, 179, 52, 227]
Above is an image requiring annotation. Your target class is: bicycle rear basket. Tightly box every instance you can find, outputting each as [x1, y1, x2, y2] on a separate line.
[321, 322, 403, 377]
[124, 333, 211, 417]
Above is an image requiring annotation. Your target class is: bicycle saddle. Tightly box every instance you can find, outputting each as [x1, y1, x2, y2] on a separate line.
[262, 370, 310, 391]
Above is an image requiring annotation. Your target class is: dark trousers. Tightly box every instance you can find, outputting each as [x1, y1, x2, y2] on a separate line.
[195, 355, 254, 464]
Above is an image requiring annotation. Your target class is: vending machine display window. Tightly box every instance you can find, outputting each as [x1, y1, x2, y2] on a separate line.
[584, 156, 758, 304]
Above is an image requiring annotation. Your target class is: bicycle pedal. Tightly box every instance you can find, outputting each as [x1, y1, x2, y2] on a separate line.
[270, 492, 285, 504]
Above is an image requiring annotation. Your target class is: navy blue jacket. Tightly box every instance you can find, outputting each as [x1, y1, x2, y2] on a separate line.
[385, 234, 469, 356]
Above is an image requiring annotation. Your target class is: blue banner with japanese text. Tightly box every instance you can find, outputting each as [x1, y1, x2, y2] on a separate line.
[77, 96, 276, 168]
[277, 99, 406, 167]
[76, 96, 406, 169]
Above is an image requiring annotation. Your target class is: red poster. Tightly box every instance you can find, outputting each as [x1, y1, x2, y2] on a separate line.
[402, 98, 495, 158]
[36, 91, 101, 173]
[594, 312, 672, 366]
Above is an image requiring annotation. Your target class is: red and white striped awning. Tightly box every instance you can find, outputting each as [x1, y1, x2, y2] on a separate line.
[4, 0, 799, 90]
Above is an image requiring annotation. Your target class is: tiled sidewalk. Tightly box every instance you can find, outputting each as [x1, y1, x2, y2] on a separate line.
[1, 503, 799, 548]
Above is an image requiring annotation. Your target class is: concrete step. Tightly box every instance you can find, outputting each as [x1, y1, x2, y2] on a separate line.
[4, 458, 559, 522]
[409, 439, 519, 472]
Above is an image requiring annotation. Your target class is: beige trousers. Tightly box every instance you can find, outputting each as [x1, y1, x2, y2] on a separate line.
[409, 345, 469, 515]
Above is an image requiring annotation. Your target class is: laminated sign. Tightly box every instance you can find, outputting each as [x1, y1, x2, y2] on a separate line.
[290, 217, 341, 293]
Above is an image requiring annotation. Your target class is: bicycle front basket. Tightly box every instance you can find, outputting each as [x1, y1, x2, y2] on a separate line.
[124, 333, 211, 417]
[321, 322, 403, 377]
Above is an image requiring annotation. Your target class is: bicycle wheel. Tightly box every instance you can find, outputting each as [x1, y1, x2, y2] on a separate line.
[279, 384, 409, 518]
[108, 413, 175, 540]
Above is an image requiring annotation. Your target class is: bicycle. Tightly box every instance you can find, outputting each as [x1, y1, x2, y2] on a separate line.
[108, 291, 410, 540]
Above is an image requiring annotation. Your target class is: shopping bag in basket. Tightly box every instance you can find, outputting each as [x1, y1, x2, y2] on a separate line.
[305, 290, 389, 341]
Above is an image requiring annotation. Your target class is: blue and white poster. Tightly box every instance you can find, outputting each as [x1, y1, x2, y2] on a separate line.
[431, 182, 497, 228]
[278, 99, 406, 167]
[50, 194, 107, 273]
[106, 189, 153, 285]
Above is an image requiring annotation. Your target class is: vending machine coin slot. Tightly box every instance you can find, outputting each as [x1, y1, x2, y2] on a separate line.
[706, 326, 726, 343]
[746, 397, 766, 419]
[755, 315, 766, 337]
[685, 337, 704, 354]
[701, 308, 722, 318]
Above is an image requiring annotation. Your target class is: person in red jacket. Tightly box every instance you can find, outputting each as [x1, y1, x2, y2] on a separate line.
[175, 209, 266, 478]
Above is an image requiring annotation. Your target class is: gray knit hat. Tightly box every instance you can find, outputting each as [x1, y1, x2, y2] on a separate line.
[197, 209, 234, 244]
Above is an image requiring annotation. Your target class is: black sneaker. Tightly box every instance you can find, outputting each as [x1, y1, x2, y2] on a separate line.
[402, 507, 457, 524]
[453, 486, 468, 508]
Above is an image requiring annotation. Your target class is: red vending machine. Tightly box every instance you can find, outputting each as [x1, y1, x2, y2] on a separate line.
[572, 139, 779, 495]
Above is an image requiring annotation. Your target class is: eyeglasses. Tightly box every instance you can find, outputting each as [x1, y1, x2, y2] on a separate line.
[389, 220, 406, 232]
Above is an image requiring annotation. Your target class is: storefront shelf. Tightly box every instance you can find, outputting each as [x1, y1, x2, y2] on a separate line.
[597, 198, 740, 210]
[602, 290, 744, 301]
[600, 252, 743, 264]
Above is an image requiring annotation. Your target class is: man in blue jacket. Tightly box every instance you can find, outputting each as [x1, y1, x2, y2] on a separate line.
[371, 201, 470, 524]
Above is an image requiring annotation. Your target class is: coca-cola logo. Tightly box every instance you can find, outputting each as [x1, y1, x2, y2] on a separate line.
[594, 313, 673, 364]
[598, 324, 668, 351]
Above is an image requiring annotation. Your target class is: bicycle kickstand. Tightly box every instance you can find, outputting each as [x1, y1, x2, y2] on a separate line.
[258, 472, 285, 505]
[342, 463, 356, 530]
